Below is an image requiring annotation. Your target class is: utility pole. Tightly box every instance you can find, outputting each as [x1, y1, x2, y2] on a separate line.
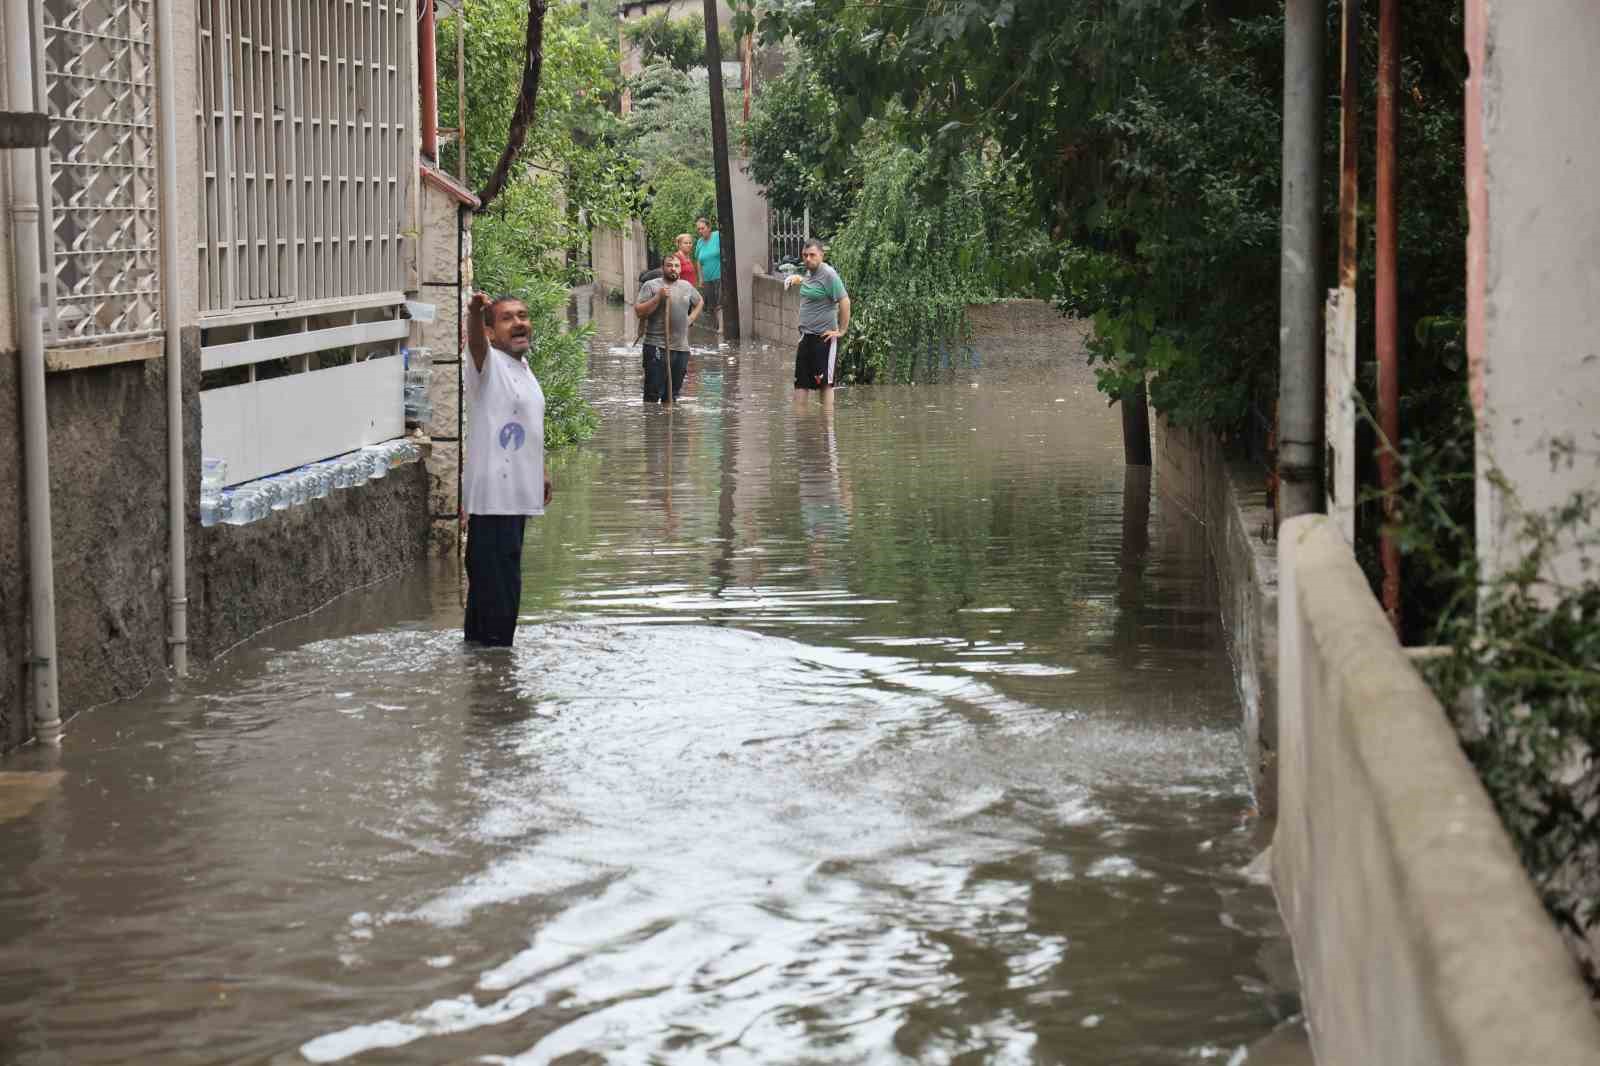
[1278, 0, 1326, 523]
[702, 0, 741, 340]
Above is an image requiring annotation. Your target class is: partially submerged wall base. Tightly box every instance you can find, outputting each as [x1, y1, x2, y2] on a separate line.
[2, 328, 433, 752]
[1153, 418, 1279, 814]
[1275, 515, 1600, 1065]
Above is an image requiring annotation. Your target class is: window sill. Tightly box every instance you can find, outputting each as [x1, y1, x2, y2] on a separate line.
[45, 337, 164, 373]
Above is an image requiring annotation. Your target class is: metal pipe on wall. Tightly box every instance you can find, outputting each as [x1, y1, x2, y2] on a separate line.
[1324, 0, 1361, 541]
[6, 0, 62, 743]
[1277, 0, 1326, 523]
[1376, 0, 1402, 632]
[153, 0, 188, 676]
[420, 0, 439, 161]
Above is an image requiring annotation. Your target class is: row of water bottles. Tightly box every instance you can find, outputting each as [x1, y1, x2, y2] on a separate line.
[199, 440, 425, 527]
[404, 346, 433, 425]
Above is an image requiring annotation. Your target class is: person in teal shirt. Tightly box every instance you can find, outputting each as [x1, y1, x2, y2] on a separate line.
[694, 217, 723, 333]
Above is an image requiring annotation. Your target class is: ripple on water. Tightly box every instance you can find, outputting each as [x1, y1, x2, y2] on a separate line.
[2, 302, 1290, 1065]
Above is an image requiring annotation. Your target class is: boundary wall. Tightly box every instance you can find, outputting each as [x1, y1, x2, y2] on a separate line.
[1152, 419, 1279, 813]
[1275, 516, 1600, 1065]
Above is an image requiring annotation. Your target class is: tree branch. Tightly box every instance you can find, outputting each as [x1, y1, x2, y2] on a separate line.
[476, 0, 549, 211]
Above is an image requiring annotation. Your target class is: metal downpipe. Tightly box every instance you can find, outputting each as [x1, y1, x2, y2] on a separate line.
[6, 0, 61, 743]
[1278, 0, 1326, 523]
[154, 0, 188, 676]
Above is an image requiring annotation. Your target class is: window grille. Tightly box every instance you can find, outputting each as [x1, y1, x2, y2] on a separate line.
[38, 0, 162, 345]
[768, 207, 809, 272]
[196, 0, 412, 317]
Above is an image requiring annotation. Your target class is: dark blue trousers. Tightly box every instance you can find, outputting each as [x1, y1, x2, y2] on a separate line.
[464, 514, 527, 646]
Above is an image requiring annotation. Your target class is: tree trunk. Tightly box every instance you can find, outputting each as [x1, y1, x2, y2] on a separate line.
[1122, 379, 1153, 467]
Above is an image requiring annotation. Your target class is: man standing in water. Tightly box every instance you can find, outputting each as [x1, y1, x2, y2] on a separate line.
[694, 216, 722, 334]
[463, 292, 553, 647]
[785, 238, 851, 395]
[635, 252, 703, 402]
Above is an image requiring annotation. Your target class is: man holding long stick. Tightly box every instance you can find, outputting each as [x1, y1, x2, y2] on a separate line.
[634, 252, 702, 403]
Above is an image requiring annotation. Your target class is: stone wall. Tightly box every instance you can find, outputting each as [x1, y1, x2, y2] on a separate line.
[1275, 515, 1600, 1065]
[417, 177, 467, 557]
[1153, 417, 1280, 814]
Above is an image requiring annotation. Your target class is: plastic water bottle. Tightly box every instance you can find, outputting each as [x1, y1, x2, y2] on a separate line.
[362, 446, 387, 480]
[219, 488, 250, 525]
[201, 456, 227, 493]
[200, 492, 221, 527]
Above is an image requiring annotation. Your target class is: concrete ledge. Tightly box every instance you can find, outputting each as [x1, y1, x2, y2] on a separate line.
[1154, 418, 1279, 813]
[1274, 515, 1600, 1065]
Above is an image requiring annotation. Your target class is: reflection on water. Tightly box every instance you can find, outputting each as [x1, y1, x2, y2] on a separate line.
[0, 294, 1294, 1064]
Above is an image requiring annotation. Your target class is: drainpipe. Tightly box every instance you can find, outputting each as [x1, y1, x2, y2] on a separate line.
[1375, 0, 1401, 633]
[6, 0, 61, 743]
[420, 0, 439, 161]
[153, 0, 187, 676]
[1277, 0, 1326, 523]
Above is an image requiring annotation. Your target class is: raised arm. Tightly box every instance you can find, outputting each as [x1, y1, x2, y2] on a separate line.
[467, 291, 491, 371]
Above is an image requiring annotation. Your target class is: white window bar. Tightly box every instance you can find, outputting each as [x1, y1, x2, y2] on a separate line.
[196, 0, 411, 318]
[37, 0, 162, 345]
[769, 207, 810, 271]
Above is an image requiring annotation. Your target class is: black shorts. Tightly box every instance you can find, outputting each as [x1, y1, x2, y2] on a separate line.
[794, 332, 838, 390]
[700, 278, 721, 312]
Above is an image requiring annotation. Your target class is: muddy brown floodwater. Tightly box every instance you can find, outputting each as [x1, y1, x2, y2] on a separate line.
[0, 295, 1298, 1064]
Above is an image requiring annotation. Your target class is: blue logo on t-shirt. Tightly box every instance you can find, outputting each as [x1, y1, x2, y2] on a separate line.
[498, 421, 527, 451]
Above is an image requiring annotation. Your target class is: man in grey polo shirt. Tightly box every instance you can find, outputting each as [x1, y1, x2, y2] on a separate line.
[784, 238, 851, 394]
[634, 252, 703, 402]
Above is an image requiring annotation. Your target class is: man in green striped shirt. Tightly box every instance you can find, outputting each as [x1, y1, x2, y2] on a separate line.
[784, 239, 851, 395]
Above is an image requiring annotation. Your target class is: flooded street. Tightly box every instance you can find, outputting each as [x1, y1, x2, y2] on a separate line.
[0, 296, 1295, 1064]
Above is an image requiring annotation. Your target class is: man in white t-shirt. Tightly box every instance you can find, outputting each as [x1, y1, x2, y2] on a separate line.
[462, 291, 553, 646]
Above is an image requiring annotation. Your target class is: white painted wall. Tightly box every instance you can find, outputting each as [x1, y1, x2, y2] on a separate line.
[1470, 1, 1600, 583]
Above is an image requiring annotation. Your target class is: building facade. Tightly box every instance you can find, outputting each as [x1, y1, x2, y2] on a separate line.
[2, 0, 467, 749]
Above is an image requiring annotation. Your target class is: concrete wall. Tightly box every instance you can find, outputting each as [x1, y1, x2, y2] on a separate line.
[751, 272, 798, 345]
[1468, 2, 1600, 584]
[1153, 419, 1279, 814]
[1274, 515, 1600, 1065]
[591, 225, 632, 300]
[728, 158, 766, 341]
[0, 0, 436, 749]
[187, 465, 429, 660]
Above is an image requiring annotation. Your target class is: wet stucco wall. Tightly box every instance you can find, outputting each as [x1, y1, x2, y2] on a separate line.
[188, 463, 430, 661]
[1153, 418, 1280, 815]
[1, 327, 431, 750]
[1469, 1, 1600, 585]
[0, 346, 191, 749]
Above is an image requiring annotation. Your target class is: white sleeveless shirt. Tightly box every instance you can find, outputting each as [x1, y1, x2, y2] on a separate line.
[463, 347, 545, 516]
